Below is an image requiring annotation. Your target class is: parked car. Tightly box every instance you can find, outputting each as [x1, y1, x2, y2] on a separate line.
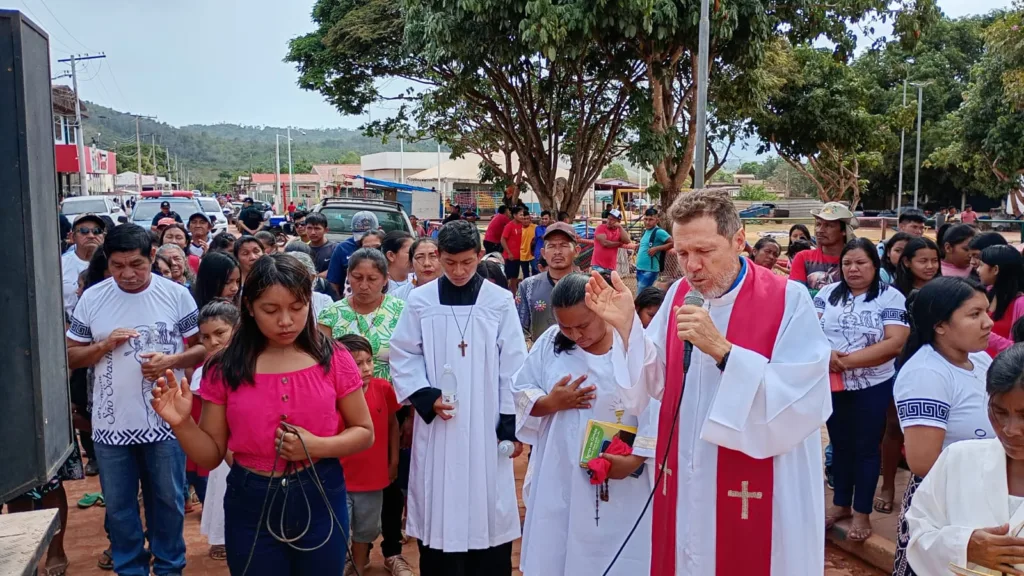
[124, 190, 203, 229]
[738, 202, 789, 221]
[61, 195, 124, 225]
[310, 197, 414, 243]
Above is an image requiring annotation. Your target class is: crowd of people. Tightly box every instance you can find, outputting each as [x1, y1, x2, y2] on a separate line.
[21, 189, 1024, 576]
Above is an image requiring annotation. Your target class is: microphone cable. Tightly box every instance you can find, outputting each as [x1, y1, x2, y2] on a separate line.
[602, 291, 703, 575]
[241, 422, 360, 576]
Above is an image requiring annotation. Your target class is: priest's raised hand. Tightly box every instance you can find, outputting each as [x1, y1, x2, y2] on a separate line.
[584, 270, 635, 340]
[151, 369, 193, 428]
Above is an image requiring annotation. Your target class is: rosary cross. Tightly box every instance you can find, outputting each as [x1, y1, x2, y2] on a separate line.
[458, 340, 468, 356]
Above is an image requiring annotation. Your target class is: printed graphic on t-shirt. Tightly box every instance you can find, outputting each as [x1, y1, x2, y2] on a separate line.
[804, 260, 840, 295]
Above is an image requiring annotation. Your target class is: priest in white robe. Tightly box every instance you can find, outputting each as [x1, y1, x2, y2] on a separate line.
[513, 272, 656, 575]
[389, 220, 527, 576]
[584, 188, 832, 576]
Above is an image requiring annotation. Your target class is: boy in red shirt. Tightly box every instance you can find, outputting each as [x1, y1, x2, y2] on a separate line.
[337, 334, 400, 576]
[591, 208, 626, 274]
[501, 206, 530, 292]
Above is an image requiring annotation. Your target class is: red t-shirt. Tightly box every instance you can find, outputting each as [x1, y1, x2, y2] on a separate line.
[961, 210, 978, 224]
[591, 224, 622, 270]
[502, 222, 524, 261]
[788, 248, 840, 296]
[484, 213, 511, 243]
[340, 378, 399, 492]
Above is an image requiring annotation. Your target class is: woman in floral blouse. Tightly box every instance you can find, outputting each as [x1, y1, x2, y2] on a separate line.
[317, 248, 405, 381]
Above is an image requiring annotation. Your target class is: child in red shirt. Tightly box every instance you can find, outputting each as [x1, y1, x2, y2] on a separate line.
[337, 334, 400, 575]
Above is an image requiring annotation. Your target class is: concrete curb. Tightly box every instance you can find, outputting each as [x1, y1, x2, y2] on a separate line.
[828, 518, 897, 574]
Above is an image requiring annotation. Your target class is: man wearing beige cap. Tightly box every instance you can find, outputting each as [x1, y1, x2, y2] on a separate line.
[789, 202, 857, 297]
[515, 222, 579, 340]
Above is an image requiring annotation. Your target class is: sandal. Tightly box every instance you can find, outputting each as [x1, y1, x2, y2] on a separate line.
[209, 545, 227, 561]
[873, 495, 894, 514]
[77, 492, 102, 509]
[43, 561, 69, 576]
[97, 548, 113, 571]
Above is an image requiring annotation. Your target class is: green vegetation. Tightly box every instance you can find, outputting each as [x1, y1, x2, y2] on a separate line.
[736, 184, 778, 201]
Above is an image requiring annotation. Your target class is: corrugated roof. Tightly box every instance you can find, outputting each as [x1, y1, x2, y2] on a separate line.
[407, 152, 570, 183]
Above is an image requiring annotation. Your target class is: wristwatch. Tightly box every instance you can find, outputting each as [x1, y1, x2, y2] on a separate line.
[716, 350, 730, 372]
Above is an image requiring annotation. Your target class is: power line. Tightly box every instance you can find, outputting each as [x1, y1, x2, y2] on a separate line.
[103, 59, 131, 110]
[31, 0, 92, 52]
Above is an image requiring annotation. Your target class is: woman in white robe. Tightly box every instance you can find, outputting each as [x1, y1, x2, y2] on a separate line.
[513, 273, 655, 575]
[906, 343, 1024, 576]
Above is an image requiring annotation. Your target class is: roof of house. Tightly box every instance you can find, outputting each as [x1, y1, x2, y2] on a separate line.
[249, 173, 321, 184]
[52, 85, 87, 118]
[312, 164, 361, 180]
[407, 152, 569, 183]
[594, 178, 639, 190]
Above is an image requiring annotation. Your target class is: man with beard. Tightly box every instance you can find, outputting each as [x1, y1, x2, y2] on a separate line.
[516, 222, 579, 340]
[789, 202, 856, 297]
[62, 213, 106, 315]
[585, 188, 831, 575]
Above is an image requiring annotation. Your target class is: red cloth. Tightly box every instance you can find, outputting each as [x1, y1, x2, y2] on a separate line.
[484, 213, 511, 243]
[652, 262, 786, 576]
[340, 378, 399, 491]
[501, 222, 523, 260]
[188, 254, 200, 276]
[586, 436, 633, 485]
[591, 224, 622, 270]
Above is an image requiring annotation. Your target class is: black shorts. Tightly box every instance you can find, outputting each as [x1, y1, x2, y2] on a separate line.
[504, 259, 523, 279]
[483, 240, 502, 255]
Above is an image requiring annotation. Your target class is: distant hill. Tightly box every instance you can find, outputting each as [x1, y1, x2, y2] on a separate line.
[79, 101, 442, 184]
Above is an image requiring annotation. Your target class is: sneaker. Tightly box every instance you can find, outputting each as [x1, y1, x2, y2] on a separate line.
[384, 555, 415, 576]
[85, 460, 99, 477]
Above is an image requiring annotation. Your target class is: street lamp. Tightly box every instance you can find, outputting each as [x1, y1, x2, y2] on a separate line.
[692, 0, 711, 189]
[910, 80, 933, 209]
[276, 129, 307, 211]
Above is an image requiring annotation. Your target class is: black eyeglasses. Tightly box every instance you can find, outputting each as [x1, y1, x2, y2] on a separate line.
[76, 227, 103, 236]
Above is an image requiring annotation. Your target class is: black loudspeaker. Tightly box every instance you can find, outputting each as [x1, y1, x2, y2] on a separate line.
[0, 10, 73, 503]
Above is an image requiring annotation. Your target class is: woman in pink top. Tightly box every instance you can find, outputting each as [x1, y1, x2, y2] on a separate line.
[938, 224, 976, 278]
[150, 254, 373, 576]
[977, 245, 1024, 356]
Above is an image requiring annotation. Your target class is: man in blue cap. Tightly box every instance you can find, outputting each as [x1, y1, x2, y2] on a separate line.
[327, 210, 380, 294]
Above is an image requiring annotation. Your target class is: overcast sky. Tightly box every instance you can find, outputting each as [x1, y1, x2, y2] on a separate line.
[4, 0, 1012, 133]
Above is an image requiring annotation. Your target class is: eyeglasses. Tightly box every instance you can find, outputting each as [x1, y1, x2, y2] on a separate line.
[413, 253, 440, 263]
[76, 227, 103, 236]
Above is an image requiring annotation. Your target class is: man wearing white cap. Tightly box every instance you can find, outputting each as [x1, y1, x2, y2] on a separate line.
[327, 210, 380, 294]
[789, 202, 857, 297]
[592, 208, 626, 275]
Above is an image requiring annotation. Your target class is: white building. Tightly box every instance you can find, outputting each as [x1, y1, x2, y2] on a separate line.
[361, 152, 442, 185]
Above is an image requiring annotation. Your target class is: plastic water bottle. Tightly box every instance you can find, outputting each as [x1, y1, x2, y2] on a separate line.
[498, 440, 516, 458]
[438, 364, 458, 418]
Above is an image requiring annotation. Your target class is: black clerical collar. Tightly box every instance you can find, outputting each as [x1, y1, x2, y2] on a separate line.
[438, 274, 484, 306]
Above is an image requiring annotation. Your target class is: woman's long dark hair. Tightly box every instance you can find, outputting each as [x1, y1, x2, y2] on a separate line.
[85, 248, 108, 289]
[900, 276, 986, 365]
[828, 238, 884, 306]
[207, 254, 334, 390]
[882, 232, 913, 277]
[551, 272, 597, 354]
[789, 223, 812, 243]
[894, 237, 942, 296]
[981, 245, 1023, 321]
[192, 251, 240, 310]
[940, 224, 977, 261]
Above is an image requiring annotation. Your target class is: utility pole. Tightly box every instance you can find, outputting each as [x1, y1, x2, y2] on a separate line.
[58, 53, 106, 195]
[910, 81, 932, 209]
[896, 79, 908, 214]
[400, 138, 405, 184]
[275, 135, 282, 210]
[131, 114, 157, 193]
[287, 127, 294, 206]
[151, 135, 157, 186]
[691, 0, 711, 190]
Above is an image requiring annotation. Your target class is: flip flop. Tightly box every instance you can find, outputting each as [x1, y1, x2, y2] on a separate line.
[848, 524, 873, 542]
[825, 511, 852, 530]
[209, 545, 226, 561]
[873, 496, 894, 514]
[43, 560, 69, 576]
[97, 549, 113, 571]
[77, 492, 102, 508]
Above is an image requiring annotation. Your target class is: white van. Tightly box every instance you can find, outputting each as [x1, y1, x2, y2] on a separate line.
[61, 196, 123, 225]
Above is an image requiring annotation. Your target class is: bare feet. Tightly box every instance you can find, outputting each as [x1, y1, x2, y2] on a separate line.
[825, 505, 852, 530]
[873, 487, 895, 514]
[848, 512, 873, 541]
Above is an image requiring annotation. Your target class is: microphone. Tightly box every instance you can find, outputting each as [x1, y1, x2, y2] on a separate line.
[682, 290, 705, 375]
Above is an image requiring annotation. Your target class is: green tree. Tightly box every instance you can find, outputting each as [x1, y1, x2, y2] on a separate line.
[338, 151, 361, 164]
[749, 44, 889, 209]
[286, 0, 636, 214]
[292, 159, 314, 174]
[602, 163, 630, 181]
[736, 184, 778, 201]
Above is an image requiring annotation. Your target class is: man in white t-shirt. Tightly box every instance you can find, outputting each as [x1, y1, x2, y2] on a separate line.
[61, 213, 106, 315]
[67, 224, 205, 576]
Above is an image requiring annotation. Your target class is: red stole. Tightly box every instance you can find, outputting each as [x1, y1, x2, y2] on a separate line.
[650, 261, 787, 576]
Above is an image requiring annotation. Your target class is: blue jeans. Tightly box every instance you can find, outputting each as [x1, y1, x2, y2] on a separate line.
[826, 378, 894, 514]
[93, 440, 186, 576]
[224, 459, 349, 576]
[636, 270, 659, 291]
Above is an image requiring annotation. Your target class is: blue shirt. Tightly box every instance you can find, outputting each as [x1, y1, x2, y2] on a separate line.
[326, 237, 360, 286]
[635, 227, 671, 272]
[533, 225, 547, 260]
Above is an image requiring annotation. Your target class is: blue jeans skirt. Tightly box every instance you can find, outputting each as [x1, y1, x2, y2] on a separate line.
[224, 458, 349, 576]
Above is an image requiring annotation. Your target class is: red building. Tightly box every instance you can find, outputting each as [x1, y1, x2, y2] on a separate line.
[52, 85, 116, 195]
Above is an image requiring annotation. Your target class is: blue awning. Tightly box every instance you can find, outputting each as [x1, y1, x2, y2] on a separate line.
[354, 175, 435, 192]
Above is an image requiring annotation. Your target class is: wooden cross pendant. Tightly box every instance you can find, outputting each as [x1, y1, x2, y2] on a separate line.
[458, 340, 468, 356]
